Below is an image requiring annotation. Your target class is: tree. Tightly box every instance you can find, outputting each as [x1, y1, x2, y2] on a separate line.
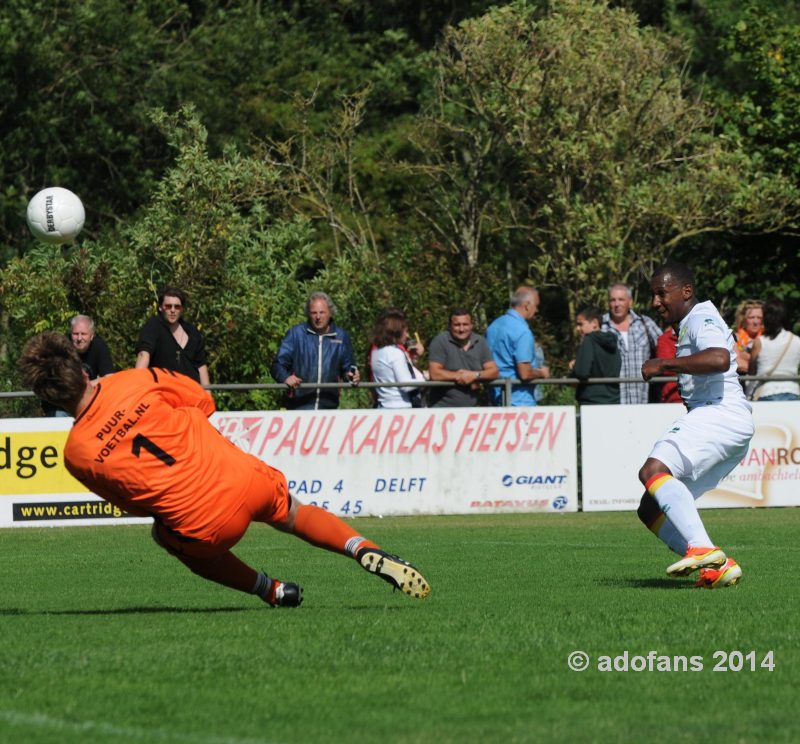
[0, 0, 189, 263]
[0, 106, 484, 413]
[0, 107, 317, 411]
[407, 0, 800, 326]
[657, 1, 800, 317]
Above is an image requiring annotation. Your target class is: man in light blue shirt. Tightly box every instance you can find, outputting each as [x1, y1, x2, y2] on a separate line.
[486, 286, 550, 406]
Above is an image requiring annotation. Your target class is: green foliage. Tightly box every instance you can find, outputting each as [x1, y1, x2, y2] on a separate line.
[127, 108, 316, 385]
[0, 107, 316, 408]
[2, 0, 799, 401]
[0, 0, 185, 261]
[717, 5, 800, 181]
[411, 0, 800, 325]
[0, 1, 435, 264]
[655, 1, 800, 322]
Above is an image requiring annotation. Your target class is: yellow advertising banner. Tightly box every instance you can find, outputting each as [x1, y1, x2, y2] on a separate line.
[0, 431, 88, 495]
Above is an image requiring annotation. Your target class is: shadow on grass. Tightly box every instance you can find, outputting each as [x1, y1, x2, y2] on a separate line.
[600, 577, 695, 590]
[0, 606, 252, 616]
[3, 602, 422, 616]
[341, 603, 408, 611]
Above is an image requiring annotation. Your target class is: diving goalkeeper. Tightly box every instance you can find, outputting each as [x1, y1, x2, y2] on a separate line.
[18, 332, 430, 607]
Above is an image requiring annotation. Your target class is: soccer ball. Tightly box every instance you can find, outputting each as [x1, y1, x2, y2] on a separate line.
[26, 187, 85, 244]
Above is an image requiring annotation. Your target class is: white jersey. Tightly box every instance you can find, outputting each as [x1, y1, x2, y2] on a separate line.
[676, 301, 746, 409]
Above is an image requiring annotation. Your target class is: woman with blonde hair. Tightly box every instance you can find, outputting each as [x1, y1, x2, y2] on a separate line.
[732, 299, 764, 373]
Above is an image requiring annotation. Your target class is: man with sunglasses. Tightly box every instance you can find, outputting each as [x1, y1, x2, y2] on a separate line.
[135, 287, 210, 385]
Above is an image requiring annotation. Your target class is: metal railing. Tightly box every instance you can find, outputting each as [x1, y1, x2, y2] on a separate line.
[3, 374, 798, 408]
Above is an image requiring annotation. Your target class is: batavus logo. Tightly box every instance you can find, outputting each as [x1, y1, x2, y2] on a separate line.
[502, 473, 568, 487]
[552, 495, 568, 510]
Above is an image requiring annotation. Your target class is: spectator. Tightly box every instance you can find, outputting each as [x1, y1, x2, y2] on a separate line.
[732, 299, 764, 374]
[370, 309, 426, 409]
[654, 326, 682, 403]
[601, 283, 661, 404]
[747, 298, 800, 401]
[70, 314, 115, 380]
[364, 307, 423, 407]
[486, 286, 549, 406]
[135, 287, 210, 385]
[271, 291, 359, 410]
[44, 314, 115, 417]
[569, 306, 621, 405]
[364, 307, 425, 373]
[427, 308, 499, 407]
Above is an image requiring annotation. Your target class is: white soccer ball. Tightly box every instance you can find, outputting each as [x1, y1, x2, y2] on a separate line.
[26, 187, 85, 244]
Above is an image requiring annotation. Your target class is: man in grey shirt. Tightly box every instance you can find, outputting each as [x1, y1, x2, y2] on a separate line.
[428, 308, 499, 407]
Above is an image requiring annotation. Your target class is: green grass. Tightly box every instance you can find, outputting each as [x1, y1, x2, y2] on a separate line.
[1, 509, 798, 744]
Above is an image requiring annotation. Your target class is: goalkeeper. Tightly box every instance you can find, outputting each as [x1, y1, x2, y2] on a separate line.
[18, 332, 430, 607]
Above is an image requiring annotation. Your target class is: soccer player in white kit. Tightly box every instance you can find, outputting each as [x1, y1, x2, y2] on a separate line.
[637, 261, 754, 588]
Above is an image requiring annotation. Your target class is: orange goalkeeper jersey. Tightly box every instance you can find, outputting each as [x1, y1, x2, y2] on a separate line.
[64, 368, 280, 540]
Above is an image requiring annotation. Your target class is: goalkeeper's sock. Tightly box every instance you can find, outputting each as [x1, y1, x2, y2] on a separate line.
[292, 503, 379, 557]
[252, 572, 274, 601]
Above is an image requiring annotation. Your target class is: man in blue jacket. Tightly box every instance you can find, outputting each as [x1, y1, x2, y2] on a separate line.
[271, 292, 360, 410]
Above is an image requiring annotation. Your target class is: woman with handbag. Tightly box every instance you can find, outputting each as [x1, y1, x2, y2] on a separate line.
[369, 308, 426, 408]
[747, 298, 800, 401]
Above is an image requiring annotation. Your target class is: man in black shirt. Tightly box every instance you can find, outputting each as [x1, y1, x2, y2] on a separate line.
[70, 315, 114, 379]
[43, 314, 114, 416]
[135, 287, 210, 385]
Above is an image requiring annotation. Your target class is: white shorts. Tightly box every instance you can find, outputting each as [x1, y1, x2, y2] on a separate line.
[648, 401, 754, 500]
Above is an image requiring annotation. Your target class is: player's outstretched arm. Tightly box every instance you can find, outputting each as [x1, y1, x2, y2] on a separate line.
[642, 348, 729, 381]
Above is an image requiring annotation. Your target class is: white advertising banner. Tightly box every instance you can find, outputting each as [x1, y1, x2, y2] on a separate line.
[581, 402, 800, 511]
[213, 407, 578, 517]
[1, 406, 578, 527]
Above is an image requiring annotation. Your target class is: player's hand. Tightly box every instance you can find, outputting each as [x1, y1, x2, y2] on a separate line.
[641, 359, 662, 381]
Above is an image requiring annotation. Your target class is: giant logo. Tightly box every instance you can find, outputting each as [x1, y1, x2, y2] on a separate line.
[501, 473, 568, 488]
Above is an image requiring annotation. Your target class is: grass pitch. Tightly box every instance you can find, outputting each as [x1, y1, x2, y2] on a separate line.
[1, 509, 798, 744]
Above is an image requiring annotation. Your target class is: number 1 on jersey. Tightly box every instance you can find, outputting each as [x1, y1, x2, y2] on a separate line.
[132, 434, 176, 466]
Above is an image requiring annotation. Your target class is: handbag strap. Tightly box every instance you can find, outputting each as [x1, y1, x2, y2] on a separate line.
[400, 345, 421, 380]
